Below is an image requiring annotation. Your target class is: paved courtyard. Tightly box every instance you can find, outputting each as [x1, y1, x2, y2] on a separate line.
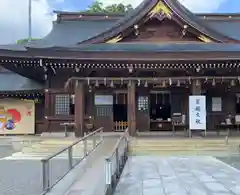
[0, 137, 116, 195]
[0, 139, 79, 195]
[114, 156, 240, 195]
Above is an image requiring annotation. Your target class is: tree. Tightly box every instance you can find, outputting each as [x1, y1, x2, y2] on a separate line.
[17, 38, 39, 44]
[85, 1, 133, 14]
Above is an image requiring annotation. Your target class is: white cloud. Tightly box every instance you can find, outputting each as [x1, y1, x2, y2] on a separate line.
[179, 0, 226, 12]
[99, 0, 226, 12]
[0, 0, 54, 44]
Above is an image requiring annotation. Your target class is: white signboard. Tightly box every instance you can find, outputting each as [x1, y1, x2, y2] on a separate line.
[189, 95, 206, 130]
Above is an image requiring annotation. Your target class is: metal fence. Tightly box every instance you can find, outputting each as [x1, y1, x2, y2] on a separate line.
[41, 127, 104, 194]
[105, 128, 129, 195]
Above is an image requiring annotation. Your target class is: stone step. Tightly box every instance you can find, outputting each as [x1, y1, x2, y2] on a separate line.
[21, 146, 87, 154]
[130, 139, 240, 144]
[130, 143, 230, 148]
[30, 142, 93, 148]
[129, 150, 238, 156]
[3, 152, 83, 160]
[129, 147, 229, 152]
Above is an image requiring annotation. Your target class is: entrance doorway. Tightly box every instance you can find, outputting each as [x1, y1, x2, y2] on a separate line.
[149, 91, 171, 131]
[113, 92, 128, 131]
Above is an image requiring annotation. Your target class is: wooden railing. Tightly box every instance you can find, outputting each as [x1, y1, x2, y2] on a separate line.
[114, 121, 128, 132]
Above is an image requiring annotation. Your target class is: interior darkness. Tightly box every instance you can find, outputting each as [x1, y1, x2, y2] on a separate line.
[113, 104, 127, 121]
[150, 92, 171, 120]
[236, 103, 240, 114]
[236, 95, 240, 114]
[113, 93, 128, 122]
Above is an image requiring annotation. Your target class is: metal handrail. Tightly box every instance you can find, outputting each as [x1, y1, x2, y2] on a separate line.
[105, 128, 129, 195]
[41, 127, 104, 194]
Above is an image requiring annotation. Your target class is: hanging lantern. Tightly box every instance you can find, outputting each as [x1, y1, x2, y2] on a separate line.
[87, 78, 90, 85]
[104, 78, 107, 86]
[212, 79, 216, 86]
[95, 80, 99, 87]
[137, 79, 141, 86]
[110, 80, 114, 88]
[162, 80, 166, 87]
[120, 78, 124, 85]
[231, 80, 235, 86]
[177, 80, 180, 87]
[169, 78, 172, 86]
[196, 80, 200, 86]
[144, 81, 148, 88]
[88, 86, 92, 92]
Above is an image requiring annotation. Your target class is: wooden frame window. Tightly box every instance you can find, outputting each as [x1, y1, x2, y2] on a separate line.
[138, 96, 149, 111]
[55, 94, 70, 115]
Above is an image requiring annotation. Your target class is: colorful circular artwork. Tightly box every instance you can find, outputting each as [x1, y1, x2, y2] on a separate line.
[7, 109, 21, 123]
[5, 119, 15, 130]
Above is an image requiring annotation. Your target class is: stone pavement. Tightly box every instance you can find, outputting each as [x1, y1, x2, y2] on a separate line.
[114, 156, 240, 195]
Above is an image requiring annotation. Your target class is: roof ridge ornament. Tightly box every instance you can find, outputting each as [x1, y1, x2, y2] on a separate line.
[148, 1, 172, 19]
[106, 35, 123, 43]
[198, 34, 212, 43]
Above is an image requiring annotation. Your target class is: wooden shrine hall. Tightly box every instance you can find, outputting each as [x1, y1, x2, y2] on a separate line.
[2, 0, 240, 136]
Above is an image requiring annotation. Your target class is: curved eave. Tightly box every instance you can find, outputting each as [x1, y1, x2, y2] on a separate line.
[80, 0, 239, 44]
[164, 0, 239, 43]
[78, 0, 155, 44]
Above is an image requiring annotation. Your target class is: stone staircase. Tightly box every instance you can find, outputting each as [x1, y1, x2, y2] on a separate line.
[4, 139, 98, 160]
[129, 138, 240, 156]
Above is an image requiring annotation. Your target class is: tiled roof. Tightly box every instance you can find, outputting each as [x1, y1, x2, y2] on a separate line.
[0, 72, 43, 91]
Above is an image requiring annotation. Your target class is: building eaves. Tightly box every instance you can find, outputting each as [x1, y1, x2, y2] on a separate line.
[0, 72, 44, 91]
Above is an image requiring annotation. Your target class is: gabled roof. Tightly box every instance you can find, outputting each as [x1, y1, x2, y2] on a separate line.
[78, 0, 240, 44]
[1, 0, 240, 52]
[0, 12, 119, 51]
[203, 20, 240, 41]
[27, 20, 117, 48]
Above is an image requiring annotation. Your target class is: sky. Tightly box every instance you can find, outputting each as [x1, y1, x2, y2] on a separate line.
[0, 0, 239, 44]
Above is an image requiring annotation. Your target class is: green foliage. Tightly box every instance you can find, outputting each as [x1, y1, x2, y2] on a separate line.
[17, 38, 40, 44]
[85, 1, 133, 14]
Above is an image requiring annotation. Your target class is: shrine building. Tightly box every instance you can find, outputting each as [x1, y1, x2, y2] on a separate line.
[1, 0, 240, 136]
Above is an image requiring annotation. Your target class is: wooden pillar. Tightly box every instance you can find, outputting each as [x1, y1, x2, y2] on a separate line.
[44, 73, 51, 133]
[191, 80, 202, 95]
[44, 89, 50, 117]
[128, 80, 136, 136]
[74, 81, 85, 137]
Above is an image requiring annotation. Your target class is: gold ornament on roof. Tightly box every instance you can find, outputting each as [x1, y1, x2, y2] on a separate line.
[148, 1, 172, 19]
[106, 35, 122, 43]
[198, 34, 212, 43]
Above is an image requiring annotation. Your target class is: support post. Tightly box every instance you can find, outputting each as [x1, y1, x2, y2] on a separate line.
[127, 80, 136, 136]
[191, 80, 202, 95]
[74, 81, 85, 137]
